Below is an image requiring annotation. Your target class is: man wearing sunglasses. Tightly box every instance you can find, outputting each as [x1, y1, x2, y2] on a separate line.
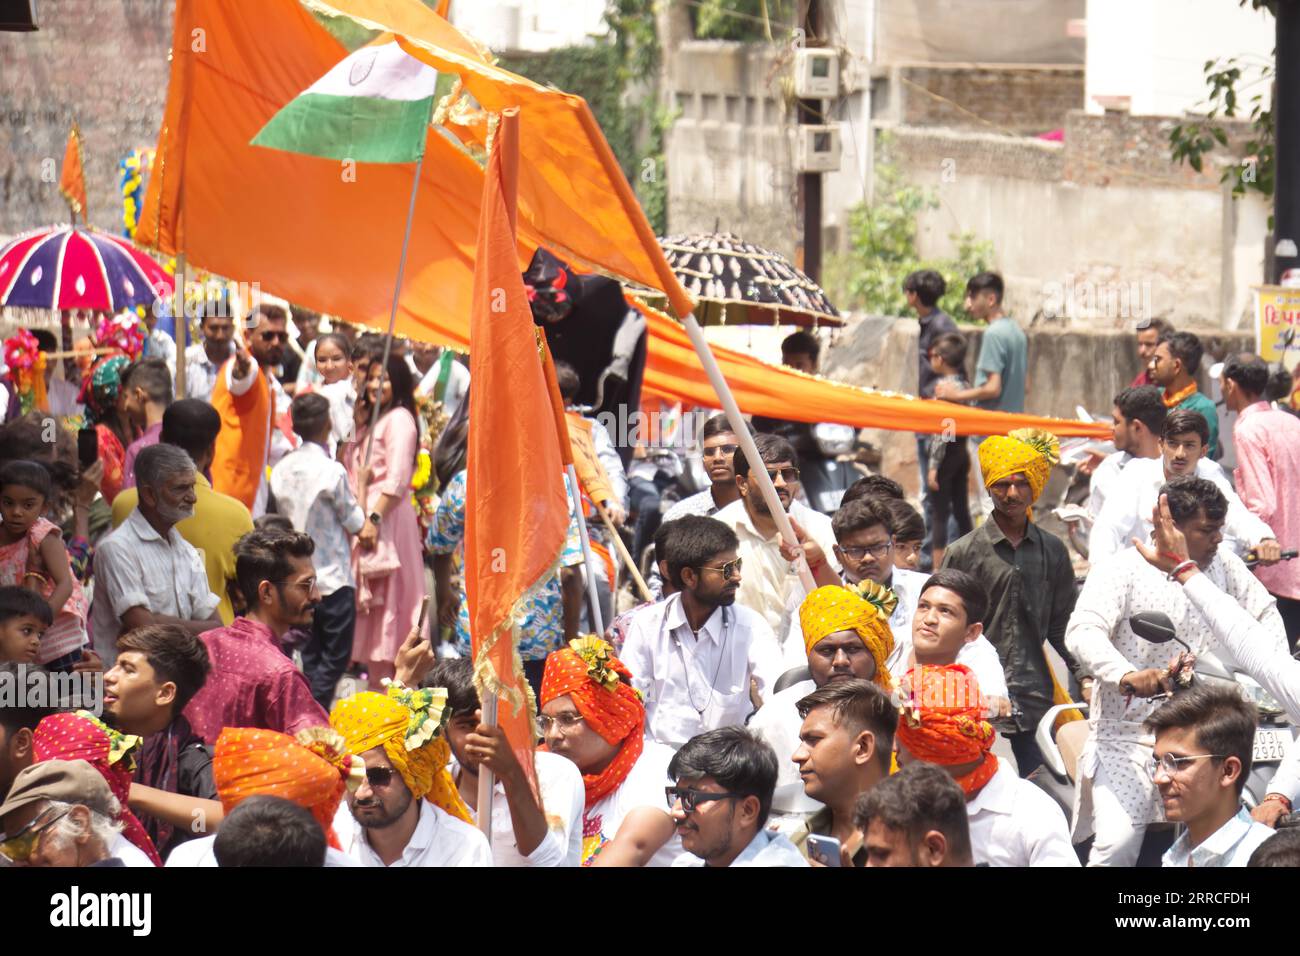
[620, 515, 782, 749]
[1145, 684, 1274, 867]
[0, 759, 123, 868]
[714, 433, 838, 635]
[211, 302, 297, 516]
[668, 727, 807, 867]
[184, 529, 329, 746]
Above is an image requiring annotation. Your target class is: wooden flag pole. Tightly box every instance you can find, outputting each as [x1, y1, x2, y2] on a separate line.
[679, 313, 816, 593]
[593, 498, 652, 602]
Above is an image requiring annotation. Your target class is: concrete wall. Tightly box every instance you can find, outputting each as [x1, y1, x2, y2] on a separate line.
[891, 65, 1084, 135]
[0, 0, 174, 237]
[450, 0, 607, 53]
[822, 319, 1254, 496]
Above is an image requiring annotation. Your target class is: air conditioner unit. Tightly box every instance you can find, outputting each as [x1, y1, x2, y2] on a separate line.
[792, 47, 838, 99]
[794, 125, 841, 173]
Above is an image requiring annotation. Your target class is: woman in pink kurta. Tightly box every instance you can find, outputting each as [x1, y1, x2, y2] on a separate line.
[346, 355, 427, 681]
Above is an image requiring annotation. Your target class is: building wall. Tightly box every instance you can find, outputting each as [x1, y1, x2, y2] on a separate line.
[1085, 0, 1274, 115]
[449, 0, 607, 54]
[892, 65, 1084, 135]
[0, 0, 175, 238]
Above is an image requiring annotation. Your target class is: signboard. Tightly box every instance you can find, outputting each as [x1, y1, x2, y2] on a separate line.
[1253, 285, 1300, 375]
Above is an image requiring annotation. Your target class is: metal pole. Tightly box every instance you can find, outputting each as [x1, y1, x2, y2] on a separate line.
[1274, 2, 1300, 282]
[568, 463, 606, 634]
[173, 254, 187, 399]
[680, 313, 817, 593]
[798, 0, 824, 282]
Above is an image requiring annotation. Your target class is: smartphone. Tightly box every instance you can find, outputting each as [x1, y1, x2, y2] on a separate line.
[806, 834, 842, 867]
[77, 427, 99, 469]
[416, 596, 430, 631]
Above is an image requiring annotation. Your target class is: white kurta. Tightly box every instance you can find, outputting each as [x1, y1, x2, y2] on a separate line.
[1064, 547, 1286, 839]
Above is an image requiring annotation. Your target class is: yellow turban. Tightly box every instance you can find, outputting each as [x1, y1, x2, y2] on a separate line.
[798, 584, 895, 689]
[330, 682, 473, 825]
[977, 428, 1060, 503]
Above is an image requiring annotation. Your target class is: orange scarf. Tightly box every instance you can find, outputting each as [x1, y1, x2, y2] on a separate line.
[541, 638, 644, 807]
[1162, 382, 1198, 408]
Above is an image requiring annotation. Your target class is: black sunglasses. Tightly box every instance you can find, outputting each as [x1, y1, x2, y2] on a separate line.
[365, 767, 397, 788]
[665, 787, 744, 813]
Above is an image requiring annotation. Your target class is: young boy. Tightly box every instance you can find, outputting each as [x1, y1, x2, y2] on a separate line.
[925, 332, 974, 568]
[0, 586, 51, 664]
[269, 393, 369, 709]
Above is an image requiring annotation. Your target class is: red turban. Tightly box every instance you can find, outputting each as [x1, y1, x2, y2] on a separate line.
[895, 665, 999, 797]
[540, 637, 644, 807]
[33, 711, 162, 866]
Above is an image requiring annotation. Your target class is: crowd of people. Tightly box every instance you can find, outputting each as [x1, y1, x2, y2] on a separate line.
[1, 268, 1299, 870]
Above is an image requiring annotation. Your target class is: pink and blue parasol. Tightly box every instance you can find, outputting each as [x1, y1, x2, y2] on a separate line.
[0, 225, 173, 312]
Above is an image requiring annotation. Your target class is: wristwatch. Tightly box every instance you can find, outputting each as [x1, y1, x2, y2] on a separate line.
[369, 512, 383, 528]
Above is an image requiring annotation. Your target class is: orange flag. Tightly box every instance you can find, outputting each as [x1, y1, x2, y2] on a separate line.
[465, 109, 567, 784]
[59, 125, 88, 223]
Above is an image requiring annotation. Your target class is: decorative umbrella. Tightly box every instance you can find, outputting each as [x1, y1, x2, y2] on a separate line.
[0, 225, 173, 312]
[656, 232, 842, 327]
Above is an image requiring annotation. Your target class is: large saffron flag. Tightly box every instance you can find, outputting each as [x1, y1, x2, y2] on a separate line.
[252, 39, 437, 163]
[59, 125, 88, 222]
[464, 109, 567, 784]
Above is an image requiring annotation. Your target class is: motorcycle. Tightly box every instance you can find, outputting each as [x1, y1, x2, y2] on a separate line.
[798, 423, 874, 515]
[1033, 610, 1299, 862]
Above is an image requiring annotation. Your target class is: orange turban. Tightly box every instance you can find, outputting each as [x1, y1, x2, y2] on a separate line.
[895, 664, 998, 797]
[798, 584, 895, 690]
[330, 682, 473, 825]
[540, 636, 644, 808]
[978, 428, 1060, 504]
[213, 727, 363, 848]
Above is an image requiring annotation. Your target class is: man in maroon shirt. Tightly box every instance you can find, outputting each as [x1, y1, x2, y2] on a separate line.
[184, 528, 329, 744]
[1131, 318, 1172, 388]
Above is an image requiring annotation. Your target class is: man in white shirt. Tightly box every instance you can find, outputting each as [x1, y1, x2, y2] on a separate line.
[669, 727, 807, 867]
[752, 583, 900, 789]
[895, 663, 1078, 866]
[184, 309, 235, 402]
[620, 515, 783, 749]
[1088, 385, 1165, 520]
[1146, 684, 1275, 867]
[713, 433, 838, 635]
[90, 443, 222, 663]
[271, 392, 366, 709]
[1066, 476, 1288, 866]
[415, 347, 470, 423]
[330, 689, 492, 867]
[778, 497, 928, 668]
[432, 658, 584, 866]
[1089, 408, 1276, 563]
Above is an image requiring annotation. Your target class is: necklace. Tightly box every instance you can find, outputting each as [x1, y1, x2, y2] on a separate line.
[665, 596, 732, 717]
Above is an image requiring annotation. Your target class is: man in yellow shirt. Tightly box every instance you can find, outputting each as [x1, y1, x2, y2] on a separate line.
[111, 400, 254, 624]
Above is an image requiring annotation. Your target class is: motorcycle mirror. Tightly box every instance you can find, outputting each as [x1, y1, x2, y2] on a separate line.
[1129, 612, 1191, 651]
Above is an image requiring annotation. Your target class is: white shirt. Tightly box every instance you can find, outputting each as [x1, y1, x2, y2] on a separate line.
[714, 498, 839, 636]
[415, 353, 470, 423]
[164, 833, 359, 867]
[1162, 808, 1274, 868]
[620, 594, 783, 748]
[672, 827, 809, 867]
[113, 834, 155, 867]
[47, 376, 83, 418]
[463, 751, 585, 867]
[967, 760, 1079, 866]
[662, 488, 723, 523]
[184, 341, 232, 401]
[1089, 456, 1273, 563]
[270, 442, 364, 596]
[1088, 450, 1134, 520]
[228, 356, 294, 518]
[580, 741, 684, 867]
[333, 799, 493, 867]
[146, 328, 177, 379]
[748, 678, 816, 789]
[319, 379, 356, 452]
[1065, 547, 1287, 834]
[89, 509, 220, 662]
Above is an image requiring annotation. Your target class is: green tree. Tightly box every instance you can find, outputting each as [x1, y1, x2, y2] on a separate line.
[827, 137, 995, 319]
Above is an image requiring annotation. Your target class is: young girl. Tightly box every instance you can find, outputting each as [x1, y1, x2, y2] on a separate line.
[289, 332, 355, 458]
[0, 459, 89, 668]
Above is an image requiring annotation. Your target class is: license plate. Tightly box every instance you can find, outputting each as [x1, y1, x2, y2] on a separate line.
[1252, 728, 1290, 763]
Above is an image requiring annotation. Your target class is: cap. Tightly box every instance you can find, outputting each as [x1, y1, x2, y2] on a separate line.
[0, 759, 116, 826]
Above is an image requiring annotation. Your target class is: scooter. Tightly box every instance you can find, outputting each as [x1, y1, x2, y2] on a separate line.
[799, 423, 873, 515]
[1033, 610, 1299, 861]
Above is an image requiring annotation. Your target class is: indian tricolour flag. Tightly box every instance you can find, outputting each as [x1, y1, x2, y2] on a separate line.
[252, 39, 438, 163]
